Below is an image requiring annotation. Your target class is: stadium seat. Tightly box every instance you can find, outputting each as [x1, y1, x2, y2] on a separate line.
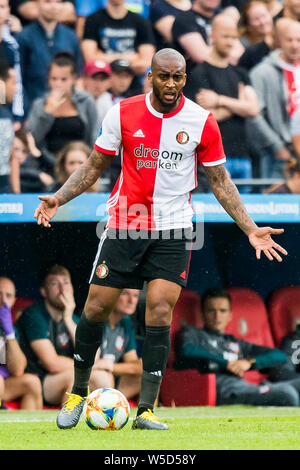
[267, 286, 300, 347]
[160, 289, 216, 407]
[168, 288, 203, 366]
[11, 296, 35, 323]
[160, 369, 216, 407]
[3, 401, 20, 410]
[226, 287, 275, 384]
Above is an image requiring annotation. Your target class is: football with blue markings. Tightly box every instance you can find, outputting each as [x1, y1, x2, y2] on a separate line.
[85, 388, 130, 430]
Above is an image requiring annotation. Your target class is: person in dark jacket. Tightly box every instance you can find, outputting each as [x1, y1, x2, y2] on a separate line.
[177, 287, 300, 406]
[17, 0, 82, 113]
[269, 321, 300, 382]
[0, 64, 16, 193]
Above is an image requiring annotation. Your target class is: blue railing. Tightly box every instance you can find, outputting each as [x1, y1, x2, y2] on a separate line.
[0, 193, 299, 223]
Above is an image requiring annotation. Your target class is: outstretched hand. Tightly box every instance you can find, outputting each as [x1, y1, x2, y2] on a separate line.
[248, 227, 288, 262]
[34, 195, 59, 228]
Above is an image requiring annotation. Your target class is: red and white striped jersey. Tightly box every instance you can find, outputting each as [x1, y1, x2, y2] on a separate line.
[94, 92, 226, 230]
[278, 58, 300, 117]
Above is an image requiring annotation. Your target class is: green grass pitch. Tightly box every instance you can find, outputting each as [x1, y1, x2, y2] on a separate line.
[1, 406, 300, 450]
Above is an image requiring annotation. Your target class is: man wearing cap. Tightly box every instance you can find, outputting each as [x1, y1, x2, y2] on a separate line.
[109, 59, 138, 102]
[82, 0, 155, 76]
[99, 58, 140, 192]
[82, 59, 113, 126]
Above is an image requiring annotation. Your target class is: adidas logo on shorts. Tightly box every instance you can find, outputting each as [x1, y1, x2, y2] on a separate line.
[149, 370, 162, 376]
[74, 354, 84, 362]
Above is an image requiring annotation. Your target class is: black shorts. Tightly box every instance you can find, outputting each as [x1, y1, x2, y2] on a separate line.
[89, 228, 192, 289]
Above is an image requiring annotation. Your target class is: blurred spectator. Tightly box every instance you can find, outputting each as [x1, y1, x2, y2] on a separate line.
[16, 265, 79, 406]
[110, 59, 137, 101]
[14, 0, 76, 26]
[91, 58, 136, 192]
[75, 0, 150, 39]
[16, 265, 104, 406]
[28, 52, 98, 175]
[81, 0, 155, 77]
[17, 0, 83, 113]
[10, 128, 54, 193]
[0, 277, 43, 409]
[94, 58, 137, 192]
[238, 2, 275, 70]
[0, 64, 16, 193]
[239, 0, 275, 47]
[221, 6, 246, 66]
[265, 159, 300, 193]
[291, 107, 300, 158]
[82, 60, 112, 127]
[171, 0, 220, 74]
[273, 0, 300, 23]
[177, 288, 300, 407]
[17, 265, 131, 406]
[269, 319, 300, 381]
[53, 141, 100, 192]
[249, 18, 300, 178]
[0, 0, 24, 122]
[3, 4, 23, 33]
[186, 14, 259, 186]
[92, 289, 142, 401]
[261, 0, 282, 18]
[150, 0, 191, 50]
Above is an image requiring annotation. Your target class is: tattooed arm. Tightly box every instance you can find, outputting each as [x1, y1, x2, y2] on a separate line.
[34, 149, 112, 227]
[204, 164, 257, 235]
[204, 164, 288, 262]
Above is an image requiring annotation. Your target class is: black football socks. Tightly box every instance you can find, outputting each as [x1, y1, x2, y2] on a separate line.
[137, 325, 170, 416]
[72, 312, 104, 398]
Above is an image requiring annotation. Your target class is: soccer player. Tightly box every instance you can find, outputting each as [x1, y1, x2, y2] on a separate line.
[33, 48, 287, 430]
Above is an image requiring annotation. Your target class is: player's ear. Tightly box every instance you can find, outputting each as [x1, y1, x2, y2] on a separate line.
[148, 70, 153, 84]
[40, 286, 46, 299]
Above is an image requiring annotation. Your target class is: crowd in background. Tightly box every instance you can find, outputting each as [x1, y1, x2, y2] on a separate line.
[3, 272, 300, 410]
[0, 269, 144, 409]
[1, 0, 300, 195]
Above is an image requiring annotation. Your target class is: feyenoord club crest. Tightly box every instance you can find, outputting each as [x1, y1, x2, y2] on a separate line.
[176, 130, 189, 144]
[96, 262, 109, 279]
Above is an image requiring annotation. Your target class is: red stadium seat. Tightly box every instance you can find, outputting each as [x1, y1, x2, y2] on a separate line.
[168, 288, 203, 366]
[160, 369, 216, 407]
[160, 289, 216, 407]
[3, 401, 20, 410]
[226, 287, 275, 384]
[267, 286, 300, 347]
[11, 296, 35, 323]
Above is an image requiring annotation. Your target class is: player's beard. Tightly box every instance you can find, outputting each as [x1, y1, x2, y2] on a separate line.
[152, 83, 183, 111]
